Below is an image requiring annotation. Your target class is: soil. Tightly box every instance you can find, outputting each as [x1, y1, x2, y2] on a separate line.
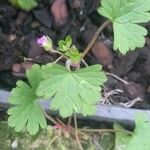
[0, 0, 150, 109]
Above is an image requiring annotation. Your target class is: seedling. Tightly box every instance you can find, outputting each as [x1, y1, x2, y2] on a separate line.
[7, 33, 107, 135]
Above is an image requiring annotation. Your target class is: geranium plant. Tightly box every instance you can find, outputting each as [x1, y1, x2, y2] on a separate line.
[8, 35, 107, 135]
[7, 0, 150, 149]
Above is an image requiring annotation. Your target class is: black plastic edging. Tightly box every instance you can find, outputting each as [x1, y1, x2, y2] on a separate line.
[1, 90, 150, 125]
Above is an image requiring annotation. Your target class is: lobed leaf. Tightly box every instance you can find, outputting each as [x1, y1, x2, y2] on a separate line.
[58, 35, 82, 63]
[58, 35, 72, 52]
[114, 113, 150, 150]
[98, 0, 150, 54]
[37, 64, 107, 118]
[7, 65, 47, 135]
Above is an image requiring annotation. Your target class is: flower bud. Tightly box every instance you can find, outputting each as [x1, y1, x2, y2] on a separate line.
[37, 35, 53, 51]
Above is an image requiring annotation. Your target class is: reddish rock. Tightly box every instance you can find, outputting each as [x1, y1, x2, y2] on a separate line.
[81, 22, 113, 67]
[51, 0, 68, 26]
[91, 40, 113, 67]
[12, 63, 22, 73]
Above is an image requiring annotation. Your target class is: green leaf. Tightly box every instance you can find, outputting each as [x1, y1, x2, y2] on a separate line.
[9, 0, 19, 8]
[65, 35, 72, 48]
[114, 113, 150, 150]
[7, 64, 47, 135]
[65, 46, 82, 63]
[37, 64, 107, 118]
[58, 35, 82, 63]
[9, 0, 37, 11]
[65, 51, 82, 63]
[58, 35, 72, 52]
[114, 123, 132, 150]
[98, 0, 150, 54]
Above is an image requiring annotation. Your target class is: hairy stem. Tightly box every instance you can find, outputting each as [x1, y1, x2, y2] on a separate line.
[48, 49, 69, 60]
[43, 110, 57, 125]
[82, 20, 111, 59]
[74, 113, 83, 150]
[81, 59, 89, 67]
[67, 116, 72, 126]
[53, 56, 63, 64]
[66, 60, 71, 70]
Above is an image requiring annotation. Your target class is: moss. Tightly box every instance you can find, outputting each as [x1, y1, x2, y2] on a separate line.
[0, 121, 115, 150]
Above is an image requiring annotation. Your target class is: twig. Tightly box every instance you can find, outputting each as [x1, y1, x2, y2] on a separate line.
[46, 136, 58, 150]
[78, 128, 133, 135]
[82, 20, 111, 58]
[106, 72, 129, 85]
[74, 113, 83, 150]
[101, 89, 123, 104]
[120, 97, 142, 108]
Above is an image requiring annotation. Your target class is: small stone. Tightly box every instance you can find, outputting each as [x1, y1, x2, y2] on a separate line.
[11, 139, 18, 149]
[124, 82, 145, 99]
[51, 0, 68, 26]
[12, 64, 22, 73]
[92, 40, 113, 67]
[16, 11, 27, 26]
[9, 34, 16, 42]
[33, 10, 51, 28]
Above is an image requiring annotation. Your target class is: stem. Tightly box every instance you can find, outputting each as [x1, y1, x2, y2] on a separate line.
[56, 118, 67, 127]
[74, 113, 83, 150]
[81, 59, 89, 67]
[53, 56, 63, 64]
[48, 49, 69, 60]
[78, 128, 133, 135]
[66, 60, 71, 70]
[82, 20, 111, 59]
[43, 110, 57, 125]
[67, 116, 72, 126]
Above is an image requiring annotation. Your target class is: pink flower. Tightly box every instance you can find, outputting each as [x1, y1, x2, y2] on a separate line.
[37, 35, 47, 46]
[37, 35, 53, 51]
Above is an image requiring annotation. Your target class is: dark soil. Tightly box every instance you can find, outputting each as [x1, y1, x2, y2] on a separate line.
[0, 0, 150, 109]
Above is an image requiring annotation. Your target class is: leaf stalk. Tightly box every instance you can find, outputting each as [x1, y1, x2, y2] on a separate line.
[82, 20, 111, 59]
